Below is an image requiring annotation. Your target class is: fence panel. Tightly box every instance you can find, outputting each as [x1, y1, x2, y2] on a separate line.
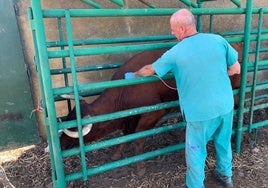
[28, 1, 268, 187]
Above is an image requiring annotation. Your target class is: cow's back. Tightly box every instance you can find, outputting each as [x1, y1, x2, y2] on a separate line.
[107, 49, 178, 110]
[112, 49, 167, 80]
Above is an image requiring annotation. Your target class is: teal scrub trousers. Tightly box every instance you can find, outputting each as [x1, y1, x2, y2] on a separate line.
[185, 110, 233, 188]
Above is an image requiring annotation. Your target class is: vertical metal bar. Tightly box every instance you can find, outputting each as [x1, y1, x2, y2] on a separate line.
[209, 14, 214, 33]
[30, 1, 66, 188]
[248, 8, 264, 133]
[27, 7, 57, 185]
[57, 17, 72, 112]
[65, 10, 88, 181]
[196, 0, 203, 32]
[235, 0, 253, 153]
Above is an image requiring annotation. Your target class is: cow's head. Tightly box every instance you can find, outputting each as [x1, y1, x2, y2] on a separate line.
[60, 95, 94, 149]
[62, 115, 92, 138]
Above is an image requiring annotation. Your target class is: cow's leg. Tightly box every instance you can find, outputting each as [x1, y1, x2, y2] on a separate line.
[134, 110, 166, 176]
[111, 119, 137, 160]
[60, 134, 80, 150]
[234, 94, 240, 109]
[111, 143, 125, 160]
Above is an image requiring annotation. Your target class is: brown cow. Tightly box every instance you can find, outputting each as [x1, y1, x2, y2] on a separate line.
[60, 43, 242, 176]
[229, 42, 243, 90]
[61, 49, 178, 176]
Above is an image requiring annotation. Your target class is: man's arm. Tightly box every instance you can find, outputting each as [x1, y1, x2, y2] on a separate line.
[228, 61, 241, 76]
[134, 64, 155, 77]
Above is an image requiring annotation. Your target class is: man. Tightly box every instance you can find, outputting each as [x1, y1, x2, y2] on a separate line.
[134, 9, 240, 188]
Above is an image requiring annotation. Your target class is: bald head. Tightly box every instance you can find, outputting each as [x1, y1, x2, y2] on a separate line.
[170, 9, 197, 40]
[170, 9, 196, 27]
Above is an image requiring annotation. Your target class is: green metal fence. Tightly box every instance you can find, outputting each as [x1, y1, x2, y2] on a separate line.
[28, 0, 268, 187]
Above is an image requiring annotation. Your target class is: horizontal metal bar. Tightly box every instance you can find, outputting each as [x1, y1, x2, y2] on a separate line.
[241, 101, 268, 114]
[53, 73, 174, 96]
[46, 35, 176, 48]
[220, 29, 268, 36]
[41, 7, 268, 19]
[50, 62, 122, 75]
[224, 34, 268, 43]
[244, 82, 268, 93]
[47, 34, 267, 59]
[65, 118, 268, 182]
[53, 71, 267, 101]
[46, 31, 268, 50]
[42, 8, 178, 18]
[65, 141, 185, 181]
[62, 122, 185, 157]
[47, 42, 176, 58]
[244, 119, 268, 131]
[248, 60, 268, 70]
[247, 34, 268, 41]
[40, 8, 258, 18]
[253, 82, 268, 90]
[252, 95, 268, 104]
[60, 100, 179, 130]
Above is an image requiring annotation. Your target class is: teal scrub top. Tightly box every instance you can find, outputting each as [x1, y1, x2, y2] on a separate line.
[152, 33, 238, 122]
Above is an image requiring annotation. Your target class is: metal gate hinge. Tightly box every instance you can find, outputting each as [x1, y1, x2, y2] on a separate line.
[13, 3, 19, 16]
[27, 7, 36, 30]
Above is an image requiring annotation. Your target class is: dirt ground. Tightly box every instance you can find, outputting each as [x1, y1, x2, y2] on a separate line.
[0, 108, 268, 188]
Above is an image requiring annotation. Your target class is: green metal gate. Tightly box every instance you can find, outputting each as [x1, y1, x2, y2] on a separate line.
[28, 0, 268, 187]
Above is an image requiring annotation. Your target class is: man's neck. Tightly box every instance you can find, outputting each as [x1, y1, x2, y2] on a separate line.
[183, 30, 198, 40]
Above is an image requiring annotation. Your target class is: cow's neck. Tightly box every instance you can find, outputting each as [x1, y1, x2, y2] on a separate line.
[87, 89, 119, 116]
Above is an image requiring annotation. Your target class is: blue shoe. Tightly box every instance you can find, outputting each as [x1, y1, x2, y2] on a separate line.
[214, 170, 233, 188]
